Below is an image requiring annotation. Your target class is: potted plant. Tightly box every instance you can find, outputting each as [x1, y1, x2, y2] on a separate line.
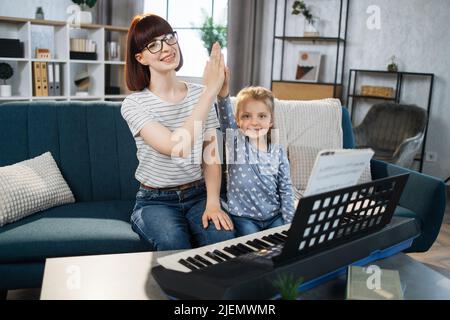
[387, 55, 399, 72]
[72, 0, 97, 24]
[199, 12, 227, 55]
[272, 274, 303, 300]
[292, 0, 319, 37]
[0, 62, 13, 97]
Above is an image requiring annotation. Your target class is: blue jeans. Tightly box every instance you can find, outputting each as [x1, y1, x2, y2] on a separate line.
[130, 183, 235, 250]
[231, 214, 285, 237]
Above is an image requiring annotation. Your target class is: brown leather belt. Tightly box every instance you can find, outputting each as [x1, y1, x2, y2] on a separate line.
[140, 179, 204, 192]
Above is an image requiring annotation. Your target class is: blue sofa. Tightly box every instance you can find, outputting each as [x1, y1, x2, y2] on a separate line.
[0, 101, 446, 295]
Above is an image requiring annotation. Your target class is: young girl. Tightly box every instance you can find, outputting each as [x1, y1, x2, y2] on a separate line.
[121, 14, 235, 250]
[217, 70, 295, 236]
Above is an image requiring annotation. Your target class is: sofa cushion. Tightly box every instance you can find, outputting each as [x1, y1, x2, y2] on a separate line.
[0, 152, 75, 227]
[273, 98, 343, 150]
[0, 201, 152, 263]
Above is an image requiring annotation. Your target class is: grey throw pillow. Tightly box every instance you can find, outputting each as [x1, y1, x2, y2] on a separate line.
[0, 152, 75, 227]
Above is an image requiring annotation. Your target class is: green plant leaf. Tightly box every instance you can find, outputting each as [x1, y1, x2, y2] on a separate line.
[0, 63, 14, 83]
[198, 12, 227, 55]
[272, 274, 303, 300]
[291, 0, 313, 22]
[72, 0, 97, 9]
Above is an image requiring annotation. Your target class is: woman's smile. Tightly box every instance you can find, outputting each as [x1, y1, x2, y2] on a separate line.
[160, 52, 176, 63]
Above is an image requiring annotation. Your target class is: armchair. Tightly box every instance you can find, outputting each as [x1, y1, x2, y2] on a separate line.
[353, 102, 427, 168]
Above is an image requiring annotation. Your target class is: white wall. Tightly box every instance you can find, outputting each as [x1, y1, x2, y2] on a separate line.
[2, 0, 449, 181]
[0, 0, 84, 21]
[260, 0, 450, 181]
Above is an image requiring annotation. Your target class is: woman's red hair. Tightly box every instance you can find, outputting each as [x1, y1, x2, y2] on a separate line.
[125, 14, 183, 91]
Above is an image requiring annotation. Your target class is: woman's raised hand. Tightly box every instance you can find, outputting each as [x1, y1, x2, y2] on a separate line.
[203, 42, 225, 97]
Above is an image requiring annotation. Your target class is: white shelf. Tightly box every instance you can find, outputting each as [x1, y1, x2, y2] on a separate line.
[0, 16, 129, 103]
[0, 96, 30, 101]
[69, 59, 102, 64]
[105, 60, 125, 65]
[32, 96, 68, 100]
[31, 59, 66, 63]
[0, 57, 28, 62]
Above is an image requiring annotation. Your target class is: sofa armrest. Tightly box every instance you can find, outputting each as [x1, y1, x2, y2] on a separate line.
[371, 159, 447, 252]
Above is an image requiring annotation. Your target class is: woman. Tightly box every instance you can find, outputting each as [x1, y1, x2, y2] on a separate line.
[121, 13, 235, 250]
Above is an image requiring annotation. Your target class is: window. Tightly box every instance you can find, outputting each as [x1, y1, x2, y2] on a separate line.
[144, 0, 228, 78]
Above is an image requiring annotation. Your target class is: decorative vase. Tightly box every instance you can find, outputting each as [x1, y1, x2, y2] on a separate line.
[77, 10, 92, 24]
[0, 85, 12, 97]
[304, 18, 319, 37]
[35, 7, 44, 20]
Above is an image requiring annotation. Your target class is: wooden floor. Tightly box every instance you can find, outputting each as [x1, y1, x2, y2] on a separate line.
[408, 194, 450, 278]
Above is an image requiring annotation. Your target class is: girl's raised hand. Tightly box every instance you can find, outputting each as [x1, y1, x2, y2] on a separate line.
[218, 67, 230, 98]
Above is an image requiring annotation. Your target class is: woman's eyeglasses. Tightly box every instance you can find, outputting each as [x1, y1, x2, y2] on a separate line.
[145, 32, 178, 54]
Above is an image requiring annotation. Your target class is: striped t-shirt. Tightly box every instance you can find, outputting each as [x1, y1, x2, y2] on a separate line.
[121, 82, 220, 188]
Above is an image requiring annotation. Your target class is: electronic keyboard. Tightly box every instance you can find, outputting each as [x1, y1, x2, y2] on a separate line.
[152, 174, 420, 299]
[152, 217, 419, 299]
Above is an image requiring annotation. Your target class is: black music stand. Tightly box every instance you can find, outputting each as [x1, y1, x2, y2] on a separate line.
[272, 173, 410, 265]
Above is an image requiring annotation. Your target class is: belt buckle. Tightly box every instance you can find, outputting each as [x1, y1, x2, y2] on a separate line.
[179, 182, 192, 191]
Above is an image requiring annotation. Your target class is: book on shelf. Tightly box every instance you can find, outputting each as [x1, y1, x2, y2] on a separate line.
[346, 265, 404, 300]
[54, 63, 61, 96]
[48, 63, 55, 96]
[33, 62, 62, 97]
[32, 61, 43, 96]
[40, 62, 48, 96]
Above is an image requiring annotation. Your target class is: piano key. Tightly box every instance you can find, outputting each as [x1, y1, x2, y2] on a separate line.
[237, 243, 256, 253]
[246, 240, 265, 250]
[205, 251, 224, 263]
[223, 246, 241, 257]
[178, 259, 199, 271]
[281, 231, 288, 236]
[186, 257, 206, 269]
[262, 235, 280, 245]
[234, 244, 253, 254]
[229, 245, 248, 255]
[157, 224, 291, 273]
[275, 232, 288, 240]
[194, 255, 214, 266]
[271, 233, 287, 242]
[268, 234, 284, 244]
[253, 238, 272, 248]
[213, 250, 232, 261]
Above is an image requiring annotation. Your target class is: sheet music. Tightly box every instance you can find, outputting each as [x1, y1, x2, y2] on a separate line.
[304, 149, 374, 197]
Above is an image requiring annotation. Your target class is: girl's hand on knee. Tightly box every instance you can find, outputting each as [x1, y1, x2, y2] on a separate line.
[202, 204, 234, 231]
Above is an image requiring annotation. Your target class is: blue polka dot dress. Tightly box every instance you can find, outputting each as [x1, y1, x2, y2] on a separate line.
[217, 95, 295, 223]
